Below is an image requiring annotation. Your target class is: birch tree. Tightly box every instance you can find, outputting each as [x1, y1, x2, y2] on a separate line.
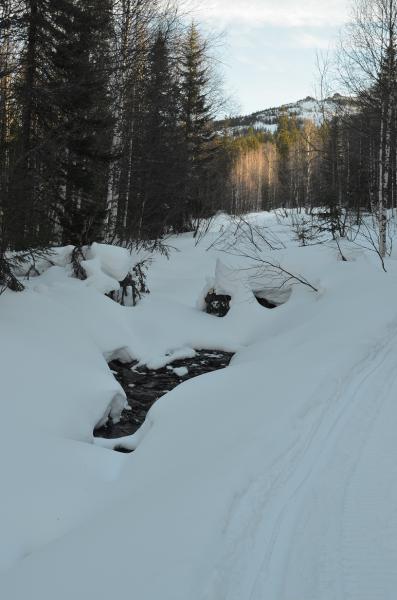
[339, 0, 397, 257]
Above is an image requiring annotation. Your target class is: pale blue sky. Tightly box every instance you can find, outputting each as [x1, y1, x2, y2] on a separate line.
[189, 0, 350, 115]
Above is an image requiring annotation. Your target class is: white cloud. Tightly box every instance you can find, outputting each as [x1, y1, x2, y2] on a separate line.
[189, 0, 349, 28]
[292, 31, 338, 49]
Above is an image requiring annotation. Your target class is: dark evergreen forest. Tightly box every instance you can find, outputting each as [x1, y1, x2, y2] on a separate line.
[1, 0, 397, 286]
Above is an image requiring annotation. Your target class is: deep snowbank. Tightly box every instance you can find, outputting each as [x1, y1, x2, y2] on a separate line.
[2, 212, 397, 599]
[0, 278, 131, 572]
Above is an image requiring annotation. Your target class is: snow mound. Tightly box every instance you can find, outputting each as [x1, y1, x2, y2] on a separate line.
[88, 242, 131, 282]
[81, 256, 121, 294]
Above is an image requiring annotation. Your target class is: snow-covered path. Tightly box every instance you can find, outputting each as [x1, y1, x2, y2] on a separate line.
[278, 324, 397, 600]
[204, 319, 397, 600]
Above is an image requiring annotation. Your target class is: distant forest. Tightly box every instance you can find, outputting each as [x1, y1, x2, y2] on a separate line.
[1, 0, 397, 284]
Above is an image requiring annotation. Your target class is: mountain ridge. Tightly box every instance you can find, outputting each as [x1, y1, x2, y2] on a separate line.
[218, 93, 351, 135]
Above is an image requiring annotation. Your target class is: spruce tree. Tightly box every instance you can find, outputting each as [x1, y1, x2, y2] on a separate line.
[6, 0, 49, 250]
[138, 30, 181, 239]
[55, 0, 115, 246]
[178, 23, 215, 230]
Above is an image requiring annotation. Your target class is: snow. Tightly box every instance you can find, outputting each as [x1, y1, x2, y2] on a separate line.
[21, 243, 134, 294]
[2, 212, 397, 599]
[82, 243, 134, 293]
[235, 95, 351, 136]
[0, 280, 130, 574]
[171, 366, 189, 377]
[88, 242, 132, 282]
[250, 121, 278, 133]
[81, 256, 121, 294]
[260, 122, 278, 133]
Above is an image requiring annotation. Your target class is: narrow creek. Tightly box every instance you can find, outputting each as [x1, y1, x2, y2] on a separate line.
[94, 350, 234, 441]
[94, 290, 282, 445]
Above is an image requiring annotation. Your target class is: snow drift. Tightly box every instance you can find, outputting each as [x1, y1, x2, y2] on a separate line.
[2, 212, 397, 600]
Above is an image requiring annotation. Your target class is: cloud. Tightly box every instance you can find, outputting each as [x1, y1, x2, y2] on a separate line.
[190, 0, 349, 28]
[292, 31, 339, 49]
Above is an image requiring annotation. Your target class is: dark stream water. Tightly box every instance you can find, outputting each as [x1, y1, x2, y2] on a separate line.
[94, 350, 234, 441]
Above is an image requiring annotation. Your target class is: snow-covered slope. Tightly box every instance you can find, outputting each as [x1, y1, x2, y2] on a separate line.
[220, 94, 352, 135]
[2, 212, 397, 600]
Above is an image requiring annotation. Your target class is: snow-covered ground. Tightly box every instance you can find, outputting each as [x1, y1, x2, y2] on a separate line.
[2, 212, 397, 599]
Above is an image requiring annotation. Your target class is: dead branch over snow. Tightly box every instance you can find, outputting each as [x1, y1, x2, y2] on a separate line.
[208, 216, 319, 293]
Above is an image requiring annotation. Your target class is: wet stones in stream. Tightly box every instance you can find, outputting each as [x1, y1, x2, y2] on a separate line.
[94, 350, 234, 441]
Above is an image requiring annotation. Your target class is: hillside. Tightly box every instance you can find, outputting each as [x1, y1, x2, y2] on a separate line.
[218, 93, 352, 135]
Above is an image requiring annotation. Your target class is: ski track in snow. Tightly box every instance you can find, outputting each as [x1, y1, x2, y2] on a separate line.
[204, 319, 397, 600]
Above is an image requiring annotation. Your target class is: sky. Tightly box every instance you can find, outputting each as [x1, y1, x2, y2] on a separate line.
[188, 0, 351, 115]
